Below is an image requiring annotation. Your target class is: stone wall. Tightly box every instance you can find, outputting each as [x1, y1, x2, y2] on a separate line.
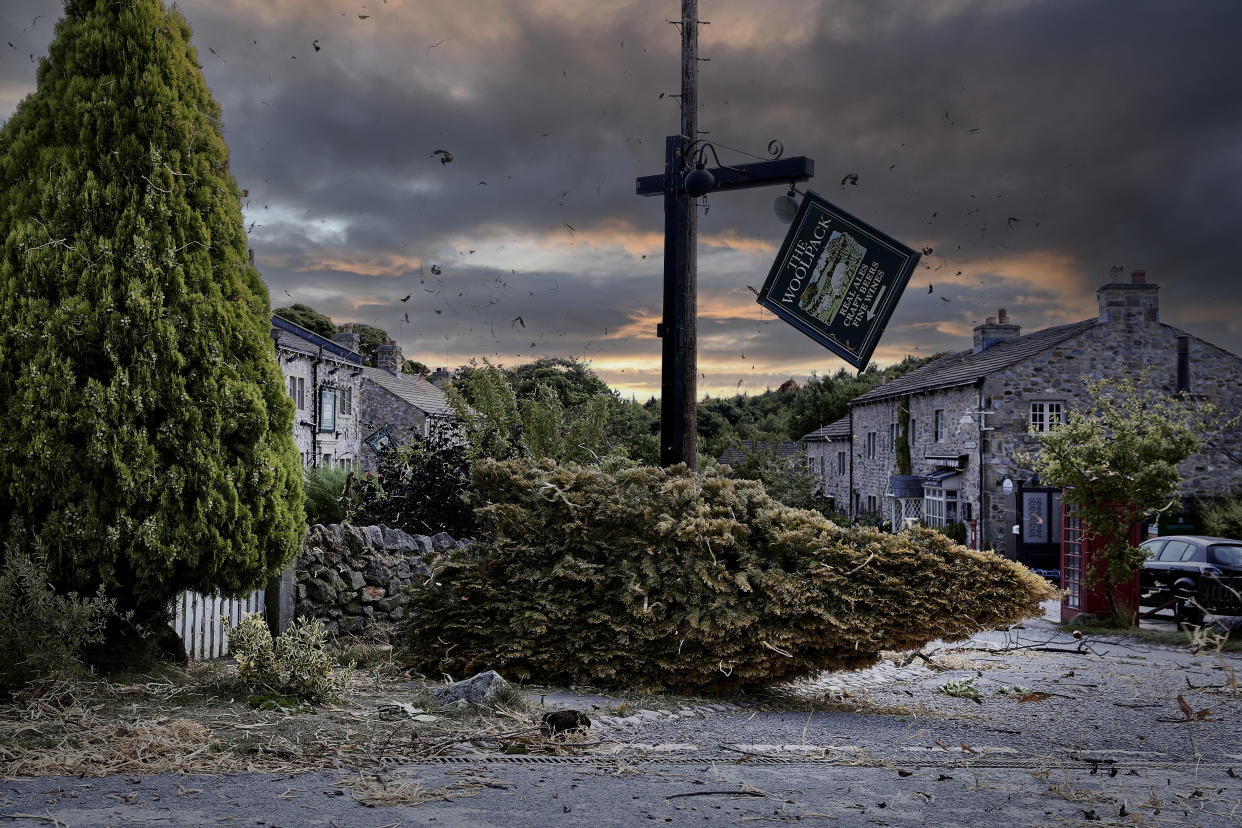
[293, 523, 467, 635]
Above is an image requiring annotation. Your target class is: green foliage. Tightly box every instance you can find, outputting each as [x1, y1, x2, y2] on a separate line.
[894, 397, 912, 475]
[0, 0, 305, 620]
[1029, 378, 1236, 621]
[1200, 497, 1242, 540]
[344, 323, 388, 367]
[0, 550, 120, 693]
[403, 460, 1055, 694]
[274, 304, 335, 339]
[228, 613, 348, 703]
[401, 359, 431, 377]
[303, 464, 353, 526]
[721, 444, 832, 516]
[448, 361, 610, 465]
[352, 419, 483, 537]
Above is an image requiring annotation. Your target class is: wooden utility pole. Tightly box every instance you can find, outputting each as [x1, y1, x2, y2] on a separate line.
[638, 0, 812, 468]
[656, 0, 699, 468]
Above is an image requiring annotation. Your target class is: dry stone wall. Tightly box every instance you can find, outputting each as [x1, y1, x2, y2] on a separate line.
[294, 523, 467, 635]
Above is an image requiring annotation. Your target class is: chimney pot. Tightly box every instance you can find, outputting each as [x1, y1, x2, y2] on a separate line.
[1110, 265, 1125, 281]
[997, 308, 1008, 324]
[1131, 269, 1146, 284]
[985, 316, 997, 325]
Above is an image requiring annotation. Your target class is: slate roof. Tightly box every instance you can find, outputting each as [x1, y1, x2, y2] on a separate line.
[271, 315, 365, 364]
[362, 367, 456, 418]
[850, 318, 1100, 405]
[717, 441, 803, 467]
[802, 414, 851, 442]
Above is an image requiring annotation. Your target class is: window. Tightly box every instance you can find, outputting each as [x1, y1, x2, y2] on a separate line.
[923, 488, 959, 528]
[890, 422, 899, 451]
[837, 451, 846, 476]
[819, 456, 826, 476]
[339, 457, 352, 472]
[340, 386, 353, 416]
[288, 376, 305, 410]
[1030, 401, 1064, 433]
[867, 432, 877, 459]
[933, 409, 944, 442]
[866, 495, 877, 514]
[319, 388, 336, 432]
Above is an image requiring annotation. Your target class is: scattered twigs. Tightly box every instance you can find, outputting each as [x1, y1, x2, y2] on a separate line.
[666, 790, 768, 800]
[717, 743, 783, 760]
[419, 727, 541, 757]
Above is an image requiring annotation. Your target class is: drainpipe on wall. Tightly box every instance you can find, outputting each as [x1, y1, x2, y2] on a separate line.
[976, 383, 986, 551]
[311, 346, 321, 465]
[848, 406, 855, 521]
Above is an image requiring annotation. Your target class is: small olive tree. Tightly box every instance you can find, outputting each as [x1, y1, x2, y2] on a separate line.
[1029, 378, 1235, 622]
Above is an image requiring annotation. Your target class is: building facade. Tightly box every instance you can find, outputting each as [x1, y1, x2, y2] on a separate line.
[806, 270, 1242, 564]
[272, 315, 365, 469]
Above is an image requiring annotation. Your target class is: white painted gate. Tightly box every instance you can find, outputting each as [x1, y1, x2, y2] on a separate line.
[172, 588, 265, 660]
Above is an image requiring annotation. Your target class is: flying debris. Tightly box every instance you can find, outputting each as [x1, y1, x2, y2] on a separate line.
[434, 309, 442, 315]
[401, 294, 411, 302]
[928, 284, 933, 294]
[563, 223, 576, 234]
[840, 173, 859, 187]
[312, 39, 320, 52]
[432, 149, 454, 165]
[358, 14, 370, 19]
[426, 39, 447, 55]
[922, 247, 934, 255]
[403, 312, 409, 323]
[512, 316, 525, 329]
[940, 296, 951, 303]
[746, 285, 758, 295]
[430, 264, 442, 275]
[1007, 216, 1021, 228]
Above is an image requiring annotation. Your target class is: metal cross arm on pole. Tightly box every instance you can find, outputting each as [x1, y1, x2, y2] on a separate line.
[635, 156, 814, 197]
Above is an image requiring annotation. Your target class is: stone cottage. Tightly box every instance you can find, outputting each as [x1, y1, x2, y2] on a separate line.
[353, 338, 457, 472]
[805, 269, 1242, 568]
[272, 315, 365, 469]
[803, 415, 851, 512]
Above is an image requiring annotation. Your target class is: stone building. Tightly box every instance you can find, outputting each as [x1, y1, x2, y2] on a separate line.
[803, 415, 851, 511]
[805, 270, 1242, 567]
[272, 315, 365, 469]
[358, 364, 457, 472]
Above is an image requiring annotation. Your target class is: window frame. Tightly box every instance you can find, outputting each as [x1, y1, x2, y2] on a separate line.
[867, 432, 877, 460]
[933, 409, 944, 443]
[288, 376, 305, 410]
[1030, 401, 1065, 433]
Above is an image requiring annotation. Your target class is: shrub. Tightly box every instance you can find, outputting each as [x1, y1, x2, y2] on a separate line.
[0, 0, 305, 630]
[228, 613, 348, 703]
[403, 460, 1056, 694]
[0, 550, 119, 693]
[1201, 497, 1242, 540]
[303, 465, 351, 526]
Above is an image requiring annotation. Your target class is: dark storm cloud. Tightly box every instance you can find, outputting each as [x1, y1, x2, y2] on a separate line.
[3, 0, 1239, 398]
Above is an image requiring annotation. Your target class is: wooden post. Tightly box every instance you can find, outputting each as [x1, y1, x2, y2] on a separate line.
[660, 0, 699, 468]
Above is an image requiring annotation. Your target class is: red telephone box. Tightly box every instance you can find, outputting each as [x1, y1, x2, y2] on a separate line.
[1060, 499, 1140, 624]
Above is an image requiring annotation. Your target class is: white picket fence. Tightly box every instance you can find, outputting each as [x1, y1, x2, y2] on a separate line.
[172, 588, 265, 660]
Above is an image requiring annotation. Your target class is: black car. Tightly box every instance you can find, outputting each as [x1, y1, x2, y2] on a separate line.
[1139, 535, 1242, 624]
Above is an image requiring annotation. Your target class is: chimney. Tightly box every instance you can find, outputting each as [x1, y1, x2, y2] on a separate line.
[331, 323, 361, 353]
[376, 338, 403, 374]
[1097, 267, 1159, 325]
[429, 367, 453, 388]
[972, 308, 1021, 353]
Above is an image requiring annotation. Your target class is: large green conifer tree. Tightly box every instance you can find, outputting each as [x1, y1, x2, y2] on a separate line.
[0, 0, 304, 628]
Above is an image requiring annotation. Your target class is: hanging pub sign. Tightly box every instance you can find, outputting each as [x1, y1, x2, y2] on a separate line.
[756, 190, 920, 370]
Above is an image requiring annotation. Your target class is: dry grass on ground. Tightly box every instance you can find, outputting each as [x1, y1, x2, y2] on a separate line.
[0, 645, 604, 780]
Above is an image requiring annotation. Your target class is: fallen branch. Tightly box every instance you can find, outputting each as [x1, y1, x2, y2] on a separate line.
[666, 790, 767, 800]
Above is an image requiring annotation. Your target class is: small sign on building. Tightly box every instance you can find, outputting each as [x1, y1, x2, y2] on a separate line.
[756, 191, 920, 370]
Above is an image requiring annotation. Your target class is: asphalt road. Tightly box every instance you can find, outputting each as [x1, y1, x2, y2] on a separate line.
[5, 610, 1241, 827]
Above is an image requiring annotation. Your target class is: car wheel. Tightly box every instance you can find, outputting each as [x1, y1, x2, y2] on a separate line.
[1175, 601, 1206, 627]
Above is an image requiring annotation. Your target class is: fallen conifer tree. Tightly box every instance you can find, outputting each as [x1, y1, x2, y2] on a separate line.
[403, 459, 1056, 693]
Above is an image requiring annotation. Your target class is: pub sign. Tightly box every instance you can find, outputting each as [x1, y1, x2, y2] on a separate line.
[756, 191, 920, 370]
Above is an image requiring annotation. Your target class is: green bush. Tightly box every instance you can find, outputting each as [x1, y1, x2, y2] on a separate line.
[228, 613, 348, 703]
[0, 550, 119, 693]
[403, 460, 1056, 694]
[1201, 497, 1242, 540]
[303, 465, 351, 526]
[0, 0, 305, 629]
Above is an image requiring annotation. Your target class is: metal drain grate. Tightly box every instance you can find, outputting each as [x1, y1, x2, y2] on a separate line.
[398, 754, 1224, 771]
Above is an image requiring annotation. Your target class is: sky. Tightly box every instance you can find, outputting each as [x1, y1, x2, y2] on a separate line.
[2, 0, 1240, 400]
